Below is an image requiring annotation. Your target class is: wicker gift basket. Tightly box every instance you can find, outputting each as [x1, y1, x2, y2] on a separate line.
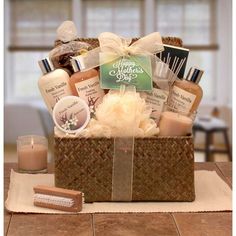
[54, 37, 195, 203]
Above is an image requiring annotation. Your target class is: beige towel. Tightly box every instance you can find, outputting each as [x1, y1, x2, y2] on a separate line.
[5, 170, 232, 214]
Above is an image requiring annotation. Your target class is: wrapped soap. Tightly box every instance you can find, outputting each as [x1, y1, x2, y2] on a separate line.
[49, 21, 92, 74]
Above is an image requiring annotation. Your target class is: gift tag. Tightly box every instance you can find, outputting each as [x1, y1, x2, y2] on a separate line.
[100, 54, 153, 91]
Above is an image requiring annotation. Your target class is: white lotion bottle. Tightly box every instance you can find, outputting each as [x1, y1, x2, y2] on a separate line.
[38, 58, 73, 114]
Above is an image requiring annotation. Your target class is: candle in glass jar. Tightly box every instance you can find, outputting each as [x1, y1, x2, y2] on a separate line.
[17, 136, 48, 173]
[159, 111, 193, 136]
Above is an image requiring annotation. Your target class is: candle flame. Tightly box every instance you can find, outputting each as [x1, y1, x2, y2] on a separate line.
[31, 138, 34, 149]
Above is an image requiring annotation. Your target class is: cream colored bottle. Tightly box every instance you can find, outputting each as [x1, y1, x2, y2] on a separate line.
[38, 58, 73, 114]
[168, 67, 204, 113]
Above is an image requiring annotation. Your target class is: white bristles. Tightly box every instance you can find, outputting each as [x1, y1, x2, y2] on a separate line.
[34, 194, 74, 208]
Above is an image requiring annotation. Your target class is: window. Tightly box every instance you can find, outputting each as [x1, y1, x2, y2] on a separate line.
[156, 0, 216, 45]
[10, 0, 72, 46]
[10, 52, 48, 98]
[155, 0, 217, 100]
[82, 0, 143, 37]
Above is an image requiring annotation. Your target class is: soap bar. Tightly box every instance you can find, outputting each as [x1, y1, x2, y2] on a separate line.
[33, 185, 82, 212]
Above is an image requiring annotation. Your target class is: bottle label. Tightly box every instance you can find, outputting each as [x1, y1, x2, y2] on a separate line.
[143, 88, 168, 123]
[74, 76, 105, 113]
[53, 96, 90, 134]
[43, 79, 72, 112]
[169, 86, 196, 113]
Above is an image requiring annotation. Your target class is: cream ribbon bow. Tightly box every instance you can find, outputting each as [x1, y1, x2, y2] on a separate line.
[98, 32, 164, 57]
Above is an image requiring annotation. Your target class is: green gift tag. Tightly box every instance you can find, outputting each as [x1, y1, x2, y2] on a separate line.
[100, 54, 153, 91]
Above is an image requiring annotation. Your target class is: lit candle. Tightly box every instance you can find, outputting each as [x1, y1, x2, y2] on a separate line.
[17, 135, 48, 173]
[159, 111, 193, 136]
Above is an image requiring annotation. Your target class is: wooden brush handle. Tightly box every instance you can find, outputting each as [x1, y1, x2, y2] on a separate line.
[33, 185, 82, 212]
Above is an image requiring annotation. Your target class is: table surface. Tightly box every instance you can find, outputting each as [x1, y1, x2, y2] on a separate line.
[4, 162, 232, 236]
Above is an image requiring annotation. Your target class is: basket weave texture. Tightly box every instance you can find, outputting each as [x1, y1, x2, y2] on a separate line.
[54, 36, 195, 202]
[54, 136, 195, 202]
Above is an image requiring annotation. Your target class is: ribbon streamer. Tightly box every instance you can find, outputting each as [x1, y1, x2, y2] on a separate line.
[112, 85, 136, 201]
[112, 137, 134, 201]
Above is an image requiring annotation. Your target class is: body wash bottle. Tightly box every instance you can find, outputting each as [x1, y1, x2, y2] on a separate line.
[70, 58, 105, 111]
[38, 58, 72, 114]
[168, 67, 204, 113]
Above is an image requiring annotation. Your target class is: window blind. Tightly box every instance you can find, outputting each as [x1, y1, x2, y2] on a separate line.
[9, 0, 72, 47]
[82, 0, 143, 37]
[156, 0, 216, 45]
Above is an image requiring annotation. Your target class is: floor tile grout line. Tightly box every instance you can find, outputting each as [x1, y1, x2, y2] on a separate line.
[5, 213, 13, 236]
[170, 213, 181, 236]
[91, 214, 96, 236]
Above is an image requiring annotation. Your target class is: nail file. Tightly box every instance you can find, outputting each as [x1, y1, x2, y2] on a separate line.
[33, 185, 82, 212]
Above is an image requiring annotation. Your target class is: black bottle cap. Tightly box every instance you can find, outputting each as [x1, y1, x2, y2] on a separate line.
[186, 67, 204, 84]
[38, 58, 54, 74]
[71, 56, 86, 72]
